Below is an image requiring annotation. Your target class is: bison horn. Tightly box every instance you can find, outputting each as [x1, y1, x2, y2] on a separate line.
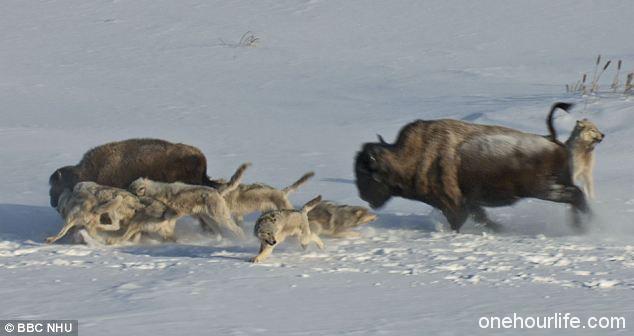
[377, 134, 387, 144]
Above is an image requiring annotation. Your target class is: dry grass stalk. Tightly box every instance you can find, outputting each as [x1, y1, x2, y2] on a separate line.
[625, 72, 634, 94]
[591, 60, 611, 93]
[611, 60, 622, 92]
[590, 54, 601, 91]
[579, 73, 587, 94]
[568, 73, 587, 93]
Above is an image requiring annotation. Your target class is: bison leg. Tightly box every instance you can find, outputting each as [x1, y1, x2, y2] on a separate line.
[538, 184, 590, 231]
[470, 206, 503, 232]
[541, 184, 588, 210]
[442, 208, 468, 233]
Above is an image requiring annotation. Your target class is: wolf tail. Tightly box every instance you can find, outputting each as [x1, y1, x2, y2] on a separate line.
[301, 195, 322, 214]
[282, 172, 315, 194]
[219, 163, 251, 196]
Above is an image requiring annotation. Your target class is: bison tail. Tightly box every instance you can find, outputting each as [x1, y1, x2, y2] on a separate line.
[547, 102, 574, 145]
[282, 171, 315, 194]
[220, 162, 251, 196]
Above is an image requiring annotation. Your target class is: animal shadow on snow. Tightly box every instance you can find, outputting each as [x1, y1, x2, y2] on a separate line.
[370, 203, 586, 237]
[118, 217, 255, 260]
[370, 212, 438, 232]
[0, 203, 61, 242]
[119, 243, 253, 261]
[320, 177, 355, 185]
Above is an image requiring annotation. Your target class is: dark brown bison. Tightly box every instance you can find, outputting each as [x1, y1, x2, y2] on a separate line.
[354, 103, 589, 232]
[49, 138, 218, 208]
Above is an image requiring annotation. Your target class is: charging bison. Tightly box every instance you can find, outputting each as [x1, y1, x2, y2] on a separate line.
[354, 103, 589, 232]
[49, 139, 218, 208]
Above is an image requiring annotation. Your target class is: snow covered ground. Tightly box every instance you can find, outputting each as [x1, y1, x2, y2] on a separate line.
[1, 0, 633, 335]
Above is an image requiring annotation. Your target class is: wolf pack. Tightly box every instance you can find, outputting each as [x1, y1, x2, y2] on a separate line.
[46, 102, 603, 262]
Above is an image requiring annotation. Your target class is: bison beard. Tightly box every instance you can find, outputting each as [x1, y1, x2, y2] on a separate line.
[49, 138, 215, 208]
[354, 103, 589, 232]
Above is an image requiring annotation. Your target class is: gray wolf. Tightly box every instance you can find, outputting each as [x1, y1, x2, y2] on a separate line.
[565, 118, 604, 199]
[252, 195, 323, 263]
[219, 171, 314, 226]
[129, 163, 250, 240]
[308, 201, 377, 238]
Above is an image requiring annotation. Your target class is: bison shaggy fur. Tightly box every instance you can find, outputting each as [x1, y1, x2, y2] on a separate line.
[49, 138, 216, 208]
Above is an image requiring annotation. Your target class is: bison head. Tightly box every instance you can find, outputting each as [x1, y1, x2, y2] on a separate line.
[49, 166, 79, 208]
[354, 142, 393, 209]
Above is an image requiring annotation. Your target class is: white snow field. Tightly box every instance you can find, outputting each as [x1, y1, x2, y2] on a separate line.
[1, 0, 633, 335]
